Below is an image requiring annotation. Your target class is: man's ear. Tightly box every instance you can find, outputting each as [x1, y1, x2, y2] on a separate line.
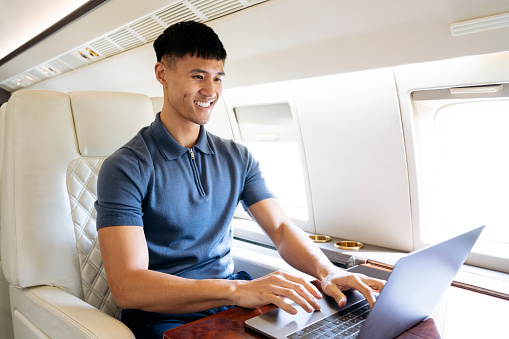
[155, 62, 167, 87]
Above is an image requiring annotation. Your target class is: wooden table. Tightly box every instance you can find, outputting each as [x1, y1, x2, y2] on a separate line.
[163, 302, 440, 338]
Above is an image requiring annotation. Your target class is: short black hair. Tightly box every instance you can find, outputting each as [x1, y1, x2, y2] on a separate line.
[153, 21, 226, 63]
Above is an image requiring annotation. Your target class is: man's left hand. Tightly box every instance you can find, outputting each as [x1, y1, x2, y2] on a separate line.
[319, 268, 385, 308]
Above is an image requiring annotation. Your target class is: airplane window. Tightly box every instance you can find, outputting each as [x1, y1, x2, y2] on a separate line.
[432, 101, 509, 242]
[241, 140, 309, 221]
[231, 103, 313, 231]
[413, 91, 509, 264]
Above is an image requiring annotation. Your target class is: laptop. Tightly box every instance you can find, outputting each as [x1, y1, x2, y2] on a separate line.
[245, 226, 485, 339]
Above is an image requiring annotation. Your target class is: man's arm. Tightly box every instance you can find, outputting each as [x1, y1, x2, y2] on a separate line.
[99, 225, 323, 315]
[246, 198, 385, 308]
[98, 226, 236, 313]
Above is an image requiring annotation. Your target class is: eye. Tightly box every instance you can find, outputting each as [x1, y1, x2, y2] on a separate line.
[215, 77, 223, 83]
[194, 75, 204, 80]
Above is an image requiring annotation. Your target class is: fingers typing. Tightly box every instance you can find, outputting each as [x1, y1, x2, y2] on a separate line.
[321, 271, 386, 309]
[233, 270, 322, 314]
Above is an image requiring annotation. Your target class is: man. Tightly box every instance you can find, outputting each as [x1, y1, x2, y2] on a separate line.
[96, 21, 384, 338]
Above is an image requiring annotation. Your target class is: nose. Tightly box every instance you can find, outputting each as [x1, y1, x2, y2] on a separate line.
[200, 78, 220, 98]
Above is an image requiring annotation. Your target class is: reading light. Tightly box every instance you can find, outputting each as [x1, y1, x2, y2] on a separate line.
[450, 12, 509, 36]
[86, 48, 99, 57]
[16, 78, 27, 86]
[23, 75, 34, 83]
[40, 65, 58, 76]
[15, 74, 36, 87]
[78, 51, 90, 59]
[40, 68, 51, 76]
[450, 84, 503, 94]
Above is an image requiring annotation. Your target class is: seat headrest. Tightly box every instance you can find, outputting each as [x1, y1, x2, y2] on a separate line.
[150, 97, 164, 115]
[69, 91, 154, 157]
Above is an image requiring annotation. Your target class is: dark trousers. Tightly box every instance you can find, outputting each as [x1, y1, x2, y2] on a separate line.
[121, 271, 253, 339]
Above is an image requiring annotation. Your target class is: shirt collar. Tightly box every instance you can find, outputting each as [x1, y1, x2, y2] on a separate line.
[149, 113, 214, 161]
[194, 125, 214, 155]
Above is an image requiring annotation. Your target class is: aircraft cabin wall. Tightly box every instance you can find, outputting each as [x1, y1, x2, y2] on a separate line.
[219, 68, 412, 253]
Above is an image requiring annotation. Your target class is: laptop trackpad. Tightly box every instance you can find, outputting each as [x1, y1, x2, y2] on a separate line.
[245, 290, 366, 339]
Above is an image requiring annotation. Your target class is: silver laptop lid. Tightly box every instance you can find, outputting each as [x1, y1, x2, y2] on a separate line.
[246, 226, 484, 339]
[357, 225, 484, 338]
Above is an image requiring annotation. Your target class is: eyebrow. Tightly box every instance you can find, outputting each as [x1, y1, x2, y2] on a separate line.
[190, 68, 225, 77]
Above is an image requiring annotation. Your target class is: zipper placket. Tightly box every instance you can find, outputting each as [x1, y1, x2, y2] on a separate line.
[188, 148, 206, 197]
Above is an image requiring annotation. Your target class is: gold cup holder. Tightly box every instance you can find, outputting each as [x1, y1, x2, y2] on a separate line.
[309, 235, 331, 243]
[334, 241, 364, 250]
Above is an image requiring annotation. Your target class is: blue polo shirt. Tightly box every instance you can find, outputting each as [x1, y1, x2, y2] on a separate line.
[95, 113, 274, 279]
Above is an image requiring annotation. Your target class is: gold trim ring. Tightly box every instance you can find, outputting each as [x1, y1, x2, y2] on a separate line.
[309, 235, 331, 243]
[334, 241, 364, 250]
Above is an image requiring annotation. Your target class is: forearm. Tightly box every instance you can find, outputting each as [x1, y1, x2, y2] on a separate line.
[111, 268, 236, 313]
[273, 222, 336, 280]
[246, 199, 337, 280]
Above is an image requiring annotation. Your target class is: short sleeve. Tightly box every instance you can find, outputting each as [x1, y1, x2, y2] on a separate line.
[239, 147, 275, 209]
[95, 148, 148, 229]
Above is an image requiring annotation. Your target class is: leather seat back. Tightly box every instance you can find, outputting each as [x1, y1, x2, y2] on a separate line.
[1, 90, 154, 316]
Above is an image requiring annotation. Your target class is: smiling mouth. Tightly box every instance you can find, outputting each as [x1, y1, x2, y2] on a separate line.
[194, 100, 215, 108]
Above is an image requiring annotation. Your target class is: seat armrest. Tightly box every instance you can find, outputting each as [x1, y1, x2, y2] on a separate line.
[232, 241, 314, 280]
[9, 285, 133, 338]
[0, 262, 14, 339]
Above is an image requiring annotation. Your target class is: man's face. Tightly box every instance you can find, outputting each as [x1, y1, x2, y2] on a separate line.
[162, 54, 224, 126]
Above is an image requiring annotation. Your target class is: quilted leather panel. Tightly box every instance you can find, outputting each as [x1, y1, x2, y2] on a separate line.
[66, 157, 120, 318]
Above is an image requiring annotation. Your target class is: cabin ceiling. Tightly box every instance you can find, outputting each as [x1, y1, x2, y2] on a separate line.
[1, 0, 509, 94]
[0, 0, 89, 60]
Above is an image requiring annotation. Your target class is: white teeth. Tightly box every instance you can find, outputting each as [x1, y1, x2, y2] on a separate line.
[195, 100, 213, 108]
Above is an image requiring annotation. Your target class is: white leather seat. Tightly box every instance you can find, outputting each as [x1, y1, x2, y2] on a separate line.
[0, 90, 155, 338]
[150, 97, 164, 115]
[0, 102, 15, 339]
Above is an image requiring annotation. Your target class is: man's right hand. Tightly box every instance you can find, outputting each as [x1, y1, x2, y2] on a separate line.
[231, 270, 323, 315]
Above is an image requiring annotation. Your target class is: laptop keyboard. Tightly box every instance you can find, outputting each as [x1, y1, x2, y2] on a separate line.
[286, 300, 371, 339]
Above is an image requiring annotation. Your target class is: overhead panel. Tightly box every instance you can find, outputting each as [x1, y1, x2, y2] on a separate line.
[0, 0, 268, 92]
